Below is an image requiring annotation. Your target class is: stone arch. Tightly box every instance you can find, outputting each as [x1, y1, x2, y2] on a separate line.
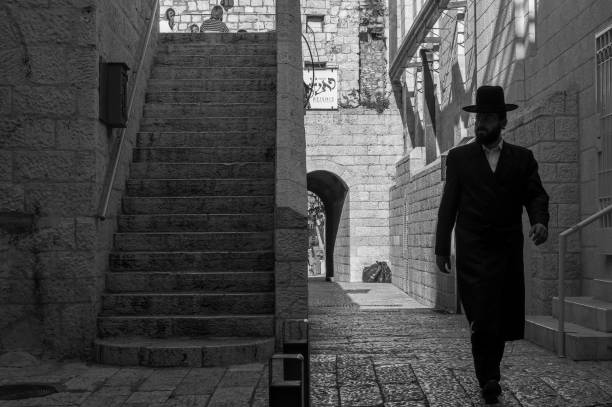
[307, 170, 350, 280]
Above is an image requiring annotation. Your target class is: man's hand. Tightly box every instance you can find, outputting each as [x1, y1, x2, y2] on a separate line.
[529, 223, 548, 246]
[436, 255, 451, 274]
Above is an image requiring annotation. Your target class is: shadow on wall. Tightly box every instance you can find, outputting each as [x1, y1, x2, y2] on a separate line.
[307, 171, 349, 281]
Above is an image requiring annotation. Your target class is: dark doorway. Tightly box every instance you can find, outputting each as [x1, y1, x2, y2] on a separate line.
[307, 170, 349, 280]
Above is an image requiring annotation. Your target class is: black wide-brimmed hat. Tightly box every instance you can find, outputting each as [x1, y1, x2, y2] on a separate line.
[462, 85, 518, 113]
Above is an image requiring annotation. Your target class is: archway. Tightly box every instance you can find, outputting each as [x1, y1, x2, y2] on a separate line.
[307, 170, 349, 280]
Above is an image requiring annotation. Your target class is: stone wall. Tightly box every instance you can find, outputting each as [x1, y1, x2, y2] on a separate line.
[390, 0, 610, 312]
[504, 92, 581, 314]
[274, 0, 309, 349]
[159, 0, 275, 32]
[306, 109, 404, 282]
[0, 0, 157, 358]
[303, 0, 404, 282]
[390, 149, 455, 309]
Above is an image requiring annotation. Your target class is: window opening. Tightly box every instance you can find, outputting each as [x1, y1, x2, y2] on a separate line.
[306, 15, 325, 32]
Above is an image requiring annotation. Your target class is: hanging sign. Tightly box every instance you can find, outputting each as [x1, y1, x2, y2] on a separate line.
[303, 68, 338, 110]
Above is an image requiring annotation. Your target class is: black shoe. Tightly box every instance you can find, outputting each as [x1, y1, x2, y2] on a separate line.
[481, 379, 501, 404]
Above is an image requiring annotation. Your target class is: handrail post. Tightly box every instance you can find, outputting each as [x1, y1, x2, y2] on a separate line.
[557, 233, 566, 358]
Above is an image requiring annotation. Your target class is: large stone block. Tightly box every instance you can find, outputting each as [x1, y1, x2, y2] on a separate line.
[37, 251, 96, 279]
[0, 151, 12, 182]
[0, 117, 55, 149]
[39, 277, 99, 303]
[13, 86, 76, 116]
[274, 261, 307, 319]
[533, 141, 577, 163]
[275, 228, 308, 262]
[0, 183, 25, 212]
[0, 86, 11, 115]
[17, 7, 96, 46]
[24, 182, 95, 216]
[14, 151, 77, 181]
[42, 302, 97, 358]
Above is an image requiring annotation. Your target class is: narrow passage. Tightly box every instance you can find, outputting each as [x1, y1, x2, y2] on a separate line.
[308, 279, 612, 406]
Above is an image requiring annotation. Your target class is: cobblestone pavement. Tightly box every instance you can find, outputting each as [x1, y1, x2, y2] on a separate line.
[1, 279, 611, 406]
[307, 278, 612, 407]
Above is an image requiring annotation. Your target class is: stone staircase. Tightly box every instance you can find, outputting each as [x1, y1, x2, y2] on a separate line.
[94, 32, 278, 367]
[525, 277, 612, 360]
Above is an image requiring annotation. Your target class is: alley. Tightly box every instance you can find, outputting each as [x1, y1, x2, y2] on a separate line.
[2, 280, 611, 406]
[307, 279, 612, 406]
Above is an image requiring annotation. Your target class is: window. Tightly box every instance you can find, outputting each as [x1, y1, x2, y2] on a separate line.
[306, 15, 324, 32]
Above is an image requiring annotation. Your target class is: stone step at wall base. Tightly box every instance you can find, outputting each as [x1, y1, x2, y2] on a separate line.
[106, 271, 274, 293]
[140, 117, 276, 132]
[122, 196, 274, 214]
[132, 147, 275, 163]
[125, 179, 274, 197]
[118, 213, 273, 232]
[552, 296, 612, 332]
[98, 314, 275, 338]
[146, 91, 276, 104]
[147, 79, 276, 92]
[136, 131, 276, 148]
[130, 162, 274, 179]
[593, 278, 612, 302]
[159, 32, 276, 44]
[143, 104, 275, 118]
[114, 231, 273, 251]
[110, 251, 274, 272]
[102, 292, 274, 315]
[154, 54, 276, 67]
[94, 336, 275, 367]
[525, 315, 612, 360]
[151, 66, 276, 80]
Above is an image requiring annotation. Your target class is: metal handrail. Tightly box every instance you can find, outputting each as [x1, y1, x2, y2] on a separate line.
[557, 203, 612, 357]
[98, 0, 160, 220]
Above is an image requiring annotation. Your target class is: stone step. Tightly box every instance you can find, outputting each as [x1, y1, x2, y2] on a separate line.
[122, 196, 274, 214]
[136, 131, 276, 148]
[140, 117, 275, 132]
[129, 162, 274, 179]
[154, 54, 276, 67]
[157, 44, 275, 55]
[151, 66, 276, 80]
[525, 315, 612, 360]
[159, 32, 276, 44]
[132, 147, 275, 163]
[147, 78, 276, 92]
[143, 103, 275, 118]
[94, 336, 275, 367]
[146, 91, 276, 104]
[105, 271, 274, 293]
[102, 292, 274, 316]
[593, 278, 612, 302]
[118, 214, 273, 233]
[114, 232, 273, 252]
[125, 179, 274, 197]
[110, 251, 274, 272]
[98, 314, 274, 338]
[552, 296, 612, 332]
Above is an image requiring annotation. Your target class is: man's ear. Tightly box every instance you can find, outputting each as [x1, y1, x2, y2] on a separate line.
[501, 118, 508, 129]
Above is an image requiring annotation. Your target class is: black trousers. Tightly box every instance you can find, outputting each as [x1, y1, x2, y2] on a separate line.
[470, 322, 505, 387]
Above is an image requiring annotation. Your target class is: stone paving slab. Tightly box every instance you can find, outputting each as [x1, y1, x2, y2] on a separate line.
[1, 280, 611, 406]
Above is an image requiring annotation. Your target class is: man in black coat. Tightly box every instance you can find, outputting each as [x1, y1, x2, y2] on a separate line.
[435, 86, 549, 404]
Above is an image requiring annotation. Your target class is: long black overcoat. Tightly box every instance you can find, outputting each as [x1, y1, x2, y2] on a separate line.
[435, 140, 549, 341]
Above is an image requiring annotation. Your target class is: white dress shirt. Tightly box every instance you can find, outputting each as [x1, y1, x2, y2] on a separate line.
[482, 138, 503, 173]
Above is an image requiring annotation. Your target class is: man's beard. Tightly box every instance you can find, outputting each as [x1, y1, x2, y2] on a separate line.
[475, 127, 501, 145]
